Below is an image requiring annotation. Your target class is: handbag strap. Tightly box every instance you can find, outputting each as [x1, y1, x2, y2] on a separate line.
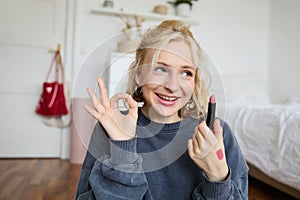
[45, 50, 65, 83]
[56, 51, 65, 83]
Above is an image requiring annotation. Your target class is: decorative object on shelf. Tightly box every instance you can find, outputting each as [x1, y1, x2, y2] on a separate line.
[116, 9, 145, 52]
[91, 7, 199, 25]
[153, 5, 168, 15]
[169, 0, 198, 17]
[102, 0, 114, 8]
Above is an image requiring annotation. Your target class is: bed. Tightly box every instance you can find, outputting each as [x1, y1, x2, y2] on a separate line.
[221, 72, 300, 198]
[225, 103, 300, 198]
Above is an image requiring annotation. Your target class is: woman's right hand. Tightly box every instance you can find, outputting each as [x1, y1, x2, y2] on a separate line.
[84, 78, 138, 141]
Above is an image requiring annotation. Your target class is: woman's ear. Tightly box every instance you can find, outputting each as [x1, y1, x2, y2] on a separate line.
[135, 70, 142, 86]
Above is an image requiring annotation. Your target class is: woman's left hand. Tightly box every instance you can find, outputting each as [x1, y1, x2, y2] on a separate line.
[188, 119, 229, 181]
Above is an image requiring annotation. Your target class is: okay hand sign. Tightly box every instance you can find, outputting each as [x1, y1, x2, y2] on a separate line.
[84, 78, 138, 141]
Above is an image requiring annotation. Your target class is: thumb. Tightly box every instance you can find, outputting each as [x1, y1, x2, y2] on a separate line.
[213, 119, 223, 140]
[128, 95, 138, 115]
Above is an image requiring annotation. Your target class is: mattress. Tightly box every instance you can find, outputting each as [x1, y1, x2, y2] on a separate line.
[225, 103, 300, 191]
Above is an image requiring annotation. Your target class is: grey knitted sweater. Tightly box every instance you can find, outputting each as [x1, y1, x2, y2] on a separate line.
[76, 109, 248, 199]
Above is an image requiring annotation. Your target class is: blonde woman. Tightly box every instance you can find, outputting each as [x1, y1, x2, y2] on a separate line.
[76, 20, 248, 199]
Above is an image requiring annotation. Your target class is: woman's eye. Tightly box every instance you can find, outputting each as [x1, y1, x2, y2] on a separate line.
[154, 66, 166, 73]
[182, 71, 193, 77]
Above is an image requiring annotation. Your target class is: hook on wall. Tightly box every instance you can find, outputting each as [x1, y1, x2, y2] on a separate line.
[48, 44, 61, 54]
[48, 44, 62, 64]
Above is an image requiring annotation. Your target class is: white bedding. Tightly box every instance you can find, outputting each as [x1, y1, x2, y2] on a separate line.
[225, 103, 300, 191]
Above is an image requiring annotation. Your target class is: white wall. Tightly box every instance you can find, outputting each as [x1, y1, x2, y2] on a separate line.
[192, 0, 270, 75]
[73, 0, 172, 98]
[0, 0, 70, 158]
[268, 0, 300, 103]
[191, 0, 271, 105]
[73, 0, 271, 101]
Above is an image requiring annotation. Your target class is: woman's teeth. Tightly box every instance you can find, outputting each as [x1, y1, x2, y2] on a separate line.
[157, 94, 177, 101]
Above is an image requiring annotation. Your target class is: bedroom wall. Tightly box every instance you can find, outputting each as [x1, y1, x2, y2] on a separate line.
[268, 0, 300, 103]
[72, 0, 168, 98]
[193, 0, 270, 75]
[73, 0, 271, 100]
[192, 0, 271, 105]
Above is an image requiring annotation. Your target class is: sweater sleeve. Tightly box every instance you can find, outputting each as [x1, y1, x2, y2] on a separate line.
[192, 120, 249, 200]
[76, 123, 149, 200]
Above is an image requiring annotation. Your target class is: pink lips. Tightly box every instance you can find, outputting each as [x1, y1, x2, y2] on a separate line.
[156, 93, 179, 106]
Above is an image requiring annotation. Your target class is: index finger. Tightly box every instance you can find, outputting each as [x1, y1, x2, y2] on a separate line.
[98, 78, 110, 108]
[198, 121, 209, 139]
[198, 121, 218, 146]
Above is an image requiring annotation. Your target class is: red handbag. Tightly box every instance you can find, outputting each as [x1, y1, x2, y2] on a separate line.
[35, 50, 68, 116]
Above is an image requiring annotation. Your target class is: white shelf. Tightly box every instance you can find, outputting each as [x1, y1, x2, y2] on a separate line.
[91, 7, 198, 25]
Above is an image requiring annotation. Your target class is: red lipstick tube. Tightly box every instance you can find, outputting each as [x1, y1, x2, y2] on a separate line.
[206, 95, 216, 130]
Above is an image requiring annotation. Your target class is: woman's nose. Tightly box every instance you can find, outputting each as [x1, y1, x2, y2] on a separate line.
[164, 72, 179, 92]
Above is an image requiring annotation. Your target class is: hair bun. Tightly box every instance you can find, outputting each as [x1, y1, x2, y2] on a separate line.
[157, 20, 192, 37]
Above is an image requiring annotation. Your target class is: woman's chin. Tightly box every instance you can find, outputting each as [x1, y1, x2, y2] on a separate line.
[146, 105, 181, 123]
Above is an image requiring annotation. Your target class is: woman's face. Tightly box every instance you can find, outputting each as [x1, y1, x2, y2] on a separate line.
[137, 41, 196, 123]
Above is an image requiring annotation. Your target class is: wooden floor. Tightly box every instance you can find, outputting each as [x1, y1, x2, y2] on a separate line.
[0, 159, 81, 200]
[0, 159, 298, 200]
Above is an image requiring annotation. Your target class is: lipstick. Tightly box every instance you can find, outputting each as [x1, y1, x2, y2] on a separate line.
[206, 95, 216, 130]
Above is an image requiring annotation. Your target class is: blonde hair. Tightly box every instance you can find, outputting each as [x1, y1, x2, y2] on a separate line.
[127, 20, 208, 118]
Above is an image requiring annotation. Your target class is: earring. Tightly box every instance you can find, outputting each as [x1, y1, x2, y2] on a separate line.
[181, 98, 197, 118]
[132, 87, 144, 102]
[185, 99, 196, 111]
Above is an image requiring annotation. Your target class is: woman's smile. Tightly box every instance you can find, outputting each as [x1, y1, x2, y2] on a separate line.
[155, 93, 180, 106]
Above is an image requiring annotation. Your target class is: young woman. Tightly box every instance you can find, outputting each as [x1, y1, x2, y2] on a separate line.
[76, 20, 248, 199]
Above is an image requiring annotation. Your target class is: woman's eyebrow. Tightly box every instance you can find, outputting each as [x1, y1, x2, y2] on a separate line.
[156, 61, 195, 70]
[156, 61, 169, 67]
[182, 65, 196, 71]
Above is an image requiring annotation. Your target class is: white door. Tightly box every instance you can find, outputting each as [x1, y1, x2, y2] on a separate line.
[0, 0, 67, 157]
